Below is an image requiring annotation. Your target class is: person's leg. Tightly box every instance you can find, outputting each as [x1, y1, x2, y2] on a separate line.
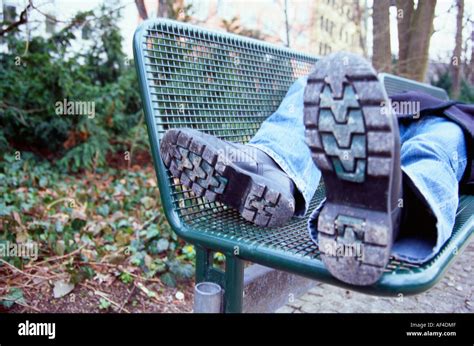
[248, 76, 321, 216]
[159, 76, 319, 227]
[394, 116, 467, 263]
[304, 52, 403, 285]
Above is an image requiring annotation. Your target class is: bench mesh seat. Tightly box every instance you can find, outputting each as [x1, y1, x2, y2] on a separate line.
[134, 19, 474, 309]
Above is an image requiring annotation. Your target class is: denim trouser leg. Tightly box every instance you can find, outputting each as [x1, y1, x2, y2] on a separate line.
[248, 76, 467, 264]
[248, 76, 321, 216]
[394, 116, 467, 263]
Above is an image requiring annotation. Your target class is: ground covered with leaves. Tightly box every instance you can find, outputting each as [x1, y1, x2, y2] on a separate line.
[0, 4, 211, 313]
[0, 153, 219, 313]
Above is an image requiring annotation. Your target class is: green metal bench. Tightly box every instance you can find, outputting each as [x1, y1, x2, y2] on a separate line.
[134, 19, 474, 313]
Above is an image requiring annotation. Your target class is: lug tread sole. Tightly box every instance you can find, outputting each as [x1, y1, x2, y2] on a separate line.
[304, 52, 395, 285]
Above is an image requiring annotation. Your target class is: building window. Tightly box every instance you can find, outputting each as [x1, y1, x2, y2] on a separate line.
[82, 22, 92, 40]
[2, 4, 17, 23]
[45, 14, 56, 34]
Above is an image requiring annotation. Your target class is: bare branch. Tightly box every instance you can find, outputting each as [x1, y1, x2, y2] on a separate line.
[0, 3, 32, 37]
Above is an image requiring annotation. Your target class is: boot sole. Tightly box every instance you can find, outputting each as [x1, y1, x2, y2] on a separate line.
[160, 129, 295, 227]
[304, 52, 396, 285]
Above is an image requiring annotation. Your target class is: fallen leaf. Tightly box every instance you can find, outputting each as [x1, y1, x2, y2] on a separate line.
[55, 240, 65, 256]
[136, 282, 157, 298]
[94, 273, 115, 286]
[71, 209, 87, 221]
[0, 288, 25, 308]
[103, 253, 126, 264]
[160, 272, 176, 287]
[156, 238, 169, 253]
[53, 280, 75, 299]
[140, 196, 156, 210]
[110, 211, 125, 222]
[12, 211, 23, 228]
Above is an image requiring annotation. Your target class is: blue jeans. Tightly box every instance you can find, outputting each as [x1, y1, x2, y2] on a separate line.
[248, 76, 467, 264]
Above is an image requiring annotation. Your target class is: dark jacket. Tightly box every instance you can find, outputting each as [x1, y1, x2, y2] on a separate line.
[391, 91, 473, 194]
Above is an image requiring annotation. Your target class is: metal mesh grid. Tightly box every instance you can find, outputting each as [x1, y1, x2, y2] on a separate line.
[429, 195, 474, 260]
[142, 20, 318, 219]
[382, 74, 449, 101]
[139, 20, 473, 275]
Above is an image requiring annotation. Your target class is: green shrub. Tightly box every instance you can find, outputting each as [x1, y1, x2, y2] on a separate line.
[0, 5, 143, 172]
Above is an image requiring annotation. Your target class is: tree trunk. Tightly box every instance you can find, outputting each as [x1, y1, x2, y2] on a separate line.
[396, 0, 414, 76]
[284, 0, 290, 47]
[402, 0, 437, 81]
[451, 0, 464, 99]
[372, 0, 392, 72]
[158, 0, 170, 18]
[353, 0, 368, 57]
[135, 0, 148, 20]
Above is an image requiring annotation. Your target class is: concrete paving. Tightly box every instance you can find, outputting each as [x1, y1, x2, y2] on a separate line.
[277, 241, 474, 313]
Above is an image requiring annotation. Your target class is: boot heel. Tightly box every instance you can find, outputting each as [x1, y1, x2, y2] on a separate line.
[317, 202, 391, 285]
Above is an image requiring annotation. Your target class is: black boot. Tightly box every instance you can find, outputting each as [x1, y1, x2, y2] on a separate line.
[160, 128, 296, 227]
[304, 52, 402, 285]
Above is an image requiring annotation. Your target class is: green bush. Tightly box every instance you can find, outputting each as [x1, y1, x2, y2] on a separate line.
[431, 70, 474, 103]
[0, 5, 143, 171]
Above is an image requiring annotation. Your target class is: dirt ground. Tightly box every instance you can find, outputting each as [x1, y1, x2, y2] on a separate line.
[1, 264, 193, 313]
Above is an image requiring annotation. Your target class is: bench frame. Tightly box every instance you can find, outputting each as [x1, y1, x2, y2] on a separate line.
[134, 18, 474, 313]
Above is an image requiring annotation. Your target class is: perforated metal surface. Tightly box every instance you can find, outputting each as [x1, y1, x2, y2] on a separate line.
[139, 19, 328, 251]
[135, 19, 474, 294]
[380, 73, 449, 101]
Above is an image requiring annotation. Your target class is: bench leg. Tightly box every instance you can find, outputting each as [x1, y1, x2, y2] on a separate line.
[195, 246, 214, 284]
[224, 254, 244, 313]
[194, 246, 244, 313]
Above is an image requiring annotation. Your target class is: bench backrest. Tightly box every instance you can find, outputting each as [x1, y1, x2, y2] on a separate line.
[133, 19, 449, 222]
[380, 73, 449, 100]
[133, 19, 319, 220]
